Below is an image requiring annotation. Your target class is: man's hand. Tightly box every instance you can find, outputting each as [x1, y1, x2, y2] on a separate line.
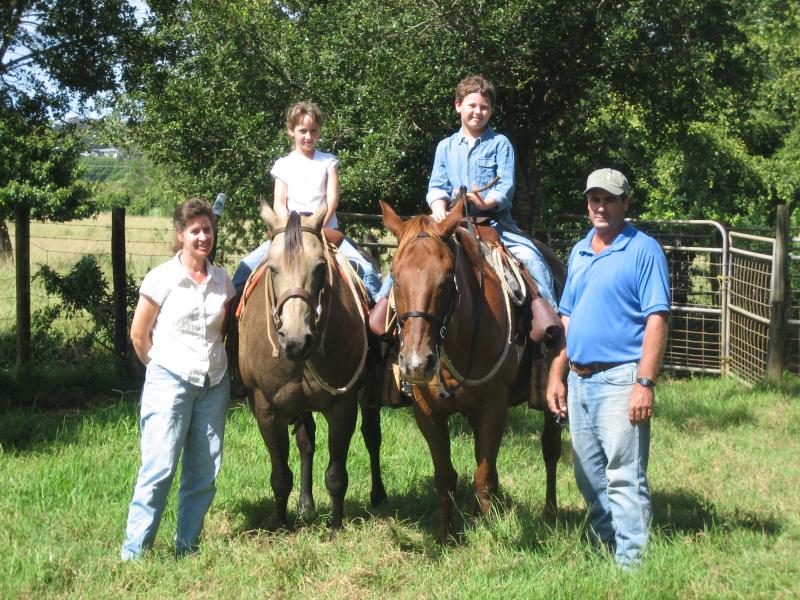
[628, 385, 654, 425]
[546, 377, 568, 419]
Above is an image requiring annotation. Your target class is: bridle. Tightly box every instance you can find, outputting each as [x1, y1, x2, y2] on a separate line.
[394, 225, 513, 390]
[395, 232, 461, 346]
[266, 224, 330, 334]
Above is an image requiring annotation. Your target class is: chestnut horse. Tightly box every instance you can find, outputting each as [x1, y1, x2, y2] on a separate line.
[381, 198, 564, 543]
[238, 200, 386, 530]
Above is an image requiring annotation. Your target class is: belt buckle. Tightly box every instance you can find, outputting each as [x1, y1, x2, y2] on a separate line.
[569, 361, 593, 377]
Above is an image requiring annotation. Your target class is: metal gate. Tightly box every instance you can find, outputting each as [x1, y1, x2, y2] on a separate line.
[547, 217, 798, 384]
[726, 231, 775, 382]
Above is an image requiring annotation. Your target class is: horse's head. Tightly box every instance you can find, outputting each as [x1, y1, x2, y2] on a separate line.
[261, 199, 329, 361]
[380, 199, 463, 384]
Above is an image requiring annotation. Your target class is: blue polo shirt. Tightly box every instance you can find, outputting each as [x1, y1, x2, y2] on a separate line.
[559, 223, 671, 364]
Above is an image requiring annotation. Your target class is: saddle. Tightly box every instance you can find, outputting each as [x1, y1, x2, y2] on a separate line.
[236, 232, 370, 321]
[458, 216, 562, 346]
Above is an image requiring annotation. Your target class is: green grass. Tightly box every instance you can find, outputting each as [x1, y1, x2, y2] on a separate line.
[1, 376, 798, 598]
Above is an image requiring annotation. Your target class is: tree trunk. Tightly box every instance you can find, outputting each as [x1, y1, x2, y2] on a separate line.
[15, 204, 31, 374]
[767, 205, 790, 382]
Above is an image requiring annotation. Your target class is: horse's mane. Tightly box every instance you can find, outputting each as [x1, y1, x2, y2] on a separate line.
[283, 211, 303, 269]
[395, 215, 443, 258]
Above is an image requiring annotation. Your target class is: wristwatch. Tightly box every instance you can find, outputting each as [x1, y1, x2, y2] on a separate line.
[636, 377, 656, 388]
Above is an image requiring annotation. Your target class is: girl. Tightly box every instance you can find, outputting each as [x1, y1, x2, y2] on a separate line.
[232, 102, 382, 301]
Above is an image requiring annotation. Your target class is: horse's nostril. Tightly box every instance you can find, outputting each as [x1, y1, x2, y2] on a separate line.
[277, 330, 286, 342]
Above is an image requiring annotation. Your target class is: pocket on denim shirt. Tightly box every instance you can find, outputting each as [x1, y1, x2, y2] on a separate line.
[600, 363, 637, 386]
[476, 159, 497, 184]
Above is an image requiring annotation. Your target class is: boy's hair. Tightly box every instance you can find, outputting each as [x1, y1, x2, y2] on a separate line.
[172, 198, 213, 252]
[286, 101, 324, 130]
[455, 75, 496, 107]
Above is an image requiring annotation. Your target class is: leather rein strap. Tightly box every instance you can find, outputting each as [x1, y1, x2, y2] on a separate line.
[266, 225, 328, 330]
[396, 232, 460, 345]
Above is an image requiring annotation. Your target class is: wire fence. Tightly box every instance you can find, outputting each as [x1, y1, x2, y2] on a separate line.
[2, 210, 798, 383]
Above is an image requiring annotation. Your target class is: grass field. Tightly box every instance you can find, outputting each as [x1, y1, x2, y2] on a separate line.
[1, 376, 798, 599]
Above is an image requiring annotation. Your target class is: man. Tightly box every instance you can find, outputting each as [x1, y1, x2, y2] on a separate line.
[546, 168, 670, 568]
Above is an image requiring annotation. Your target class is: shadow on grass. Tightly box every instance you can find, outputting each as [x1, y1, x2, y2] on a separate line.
[653, 488, 782, 536]
[0, 392, 139, 453]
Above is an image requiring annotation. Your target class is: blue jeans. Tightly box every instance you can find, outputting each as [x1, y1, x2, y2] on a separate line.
[567, 362, 652, 568]
[121, 363, 230, 559]
[494, 221, 557, 308]
[232, 238, 382, 302]
[375, 222, 557, 308]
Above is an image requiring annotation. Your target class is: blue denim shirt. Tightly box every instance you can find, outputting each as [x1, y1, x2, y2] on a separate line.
[426, 127, 515, 223]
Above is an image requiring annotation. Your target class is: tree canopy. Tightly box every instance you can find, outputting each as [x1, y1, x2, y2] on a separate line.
[116, 0, 799, 243]
[1, 0, 142, 222]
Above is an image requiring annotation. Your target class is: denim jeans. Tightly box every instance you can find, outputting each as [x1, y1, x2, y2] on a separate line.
[232, 238, 382, 302]
[121, 363, 230, 559]
[493, 221, 557, 309]
[567, 362, 652, 568]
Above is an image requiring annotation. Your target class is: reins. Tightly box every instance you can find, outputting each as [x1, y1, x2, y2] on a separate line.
[395, 227, 514, 388]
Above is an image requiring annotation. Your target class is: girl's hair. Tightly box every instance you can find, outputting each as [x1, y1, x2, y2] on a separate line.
[455, 75, 496, 107]
[286, 101, 324, 130]
[172, 198, 214, 252]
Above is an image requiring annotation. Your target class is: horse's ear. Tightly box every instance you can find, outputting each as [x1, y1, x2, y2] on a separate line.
[305, 199, 327, 231]
[436, 197, 464, 237]
[260, 198, 279, 230]
[380, 200, 405, 239]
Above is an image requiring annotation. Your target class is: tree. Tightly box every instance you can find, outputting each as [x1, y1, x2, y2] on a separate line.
[1, 0, 142, 371]
[122, 0, 799, 247]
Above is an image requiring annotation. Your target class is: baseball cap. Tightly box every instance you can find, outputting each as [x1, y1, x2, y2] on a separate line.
[584, 168, 629, 196]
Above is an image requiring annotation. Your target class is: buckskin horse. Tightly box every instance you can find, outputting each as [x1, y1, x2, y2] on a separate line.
[380, 198, 564, 543]
[238, 200, 386, 530]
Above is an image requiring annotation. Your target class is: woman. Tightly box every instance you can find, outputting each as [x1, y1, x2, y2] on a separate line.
[121, 198, 235, 560]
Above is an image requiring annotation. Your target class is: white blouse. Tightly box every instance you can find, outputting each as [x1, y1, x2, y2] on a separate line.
[270, 150, 340, 228]
[140, 253, 235, 386]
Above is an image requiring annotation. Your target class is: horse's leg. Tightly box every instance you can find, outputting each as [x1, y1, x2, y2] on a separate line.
[541, 408, 562, 517]
[472, 400, 508, 516]
[535, 348, 562, 517]
[359, 399, 387, 506]
[412, 397, 457, 544]
[294, 412, 316, 517]
[252, 392, 293, 530]
[322, 397, 358, 530]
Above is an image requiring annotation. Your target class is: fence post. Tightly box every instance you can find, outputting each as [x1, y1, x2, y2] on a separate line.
[111, 207, 128, 370]
[15, 204, 31, 374]
[767, 205, 789, 382]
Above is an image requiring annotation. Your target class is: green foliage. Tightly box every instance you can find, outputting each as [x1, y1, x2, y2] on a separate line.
[0, 0, 143, 222]
[33, 255, 138, 353]
[120, 0, 800, 242]
[80, 156, 182, 215]
[0, 106, 94, 222]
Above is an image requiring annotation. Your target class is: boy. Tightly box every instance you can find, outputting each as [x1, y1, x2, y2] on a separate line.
[427, 75, 557, 308]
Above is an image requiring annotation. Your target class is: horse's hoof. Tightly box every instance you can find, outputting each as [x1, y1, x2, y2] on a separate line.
[267, 517, 290, 533]
[297, 497, 316, 518]
[370, 489, 388, 507]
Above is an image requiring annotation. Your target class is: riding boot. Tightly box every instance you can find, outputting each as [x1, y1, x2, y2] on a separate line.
[529, 295, 563, 345]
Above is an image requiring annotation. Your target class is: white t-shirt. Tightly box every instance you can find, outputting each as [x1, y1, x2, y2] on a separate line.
[270, 150, 340, 229]
[140, 253, 235, 386]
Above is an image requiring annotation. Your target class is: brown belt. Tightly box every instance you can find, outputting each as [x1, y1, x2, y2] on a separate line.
[569, 361, 629, 377]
